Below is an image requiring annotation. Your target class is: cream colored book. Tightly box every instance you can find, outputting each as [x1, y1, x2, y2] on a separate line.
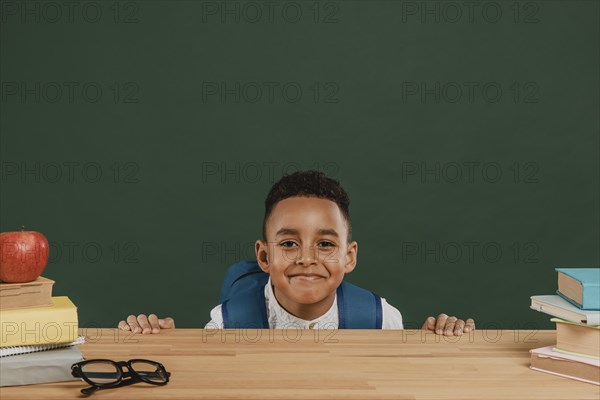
[0, 296, 78, 348]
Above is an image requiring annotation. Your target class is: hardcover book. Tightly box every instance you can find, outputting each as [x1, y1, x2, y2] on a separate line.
[0, 346, 84, 387]
[530, 295, 600, 325]
[551, 317, 600, 359]
[0, 277, 54, 310]
[0, 296, 78, 348]
[555, 268, 600, 310]
[530, 345, 599, 386]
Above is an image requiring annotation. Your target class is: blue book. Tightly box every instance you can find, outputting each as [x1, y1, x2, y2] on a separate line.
[555, 268, 600, 310]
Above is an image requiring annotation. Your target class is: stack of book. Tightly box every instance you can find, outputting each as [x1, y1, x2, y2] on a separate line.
[0, 277, 85, 386]
[530, 268, 600, 386]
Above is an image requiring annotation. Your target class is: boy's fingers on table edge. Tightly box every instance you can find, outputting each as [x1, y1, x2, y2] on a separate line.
[422, 316, 436, 330]
[444, 317, 457, 335]
[453, 319, 465, 335]
[435, 314, 448, 334]
[118, 314, 171, 334]
[148, 314, 161, 333]
[118, 320, 130, 330]
[159, 317, 175, 329]
[465, 318, 476, 331]
[137, 314, 152, 334]
[127, 314, 142, 333]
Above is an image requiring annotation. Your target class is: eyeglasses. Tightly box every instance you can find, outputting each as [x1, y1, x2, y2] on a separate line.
[71, 359, 171, 395]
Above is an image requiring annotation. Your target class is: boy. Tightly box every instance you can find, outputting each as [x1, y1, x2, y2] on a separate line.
[119, 170, 475, 334]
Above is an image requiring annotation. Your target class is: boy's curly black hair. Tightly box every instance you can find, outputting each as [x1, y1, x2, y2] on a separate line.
[262, 170, 352, 243]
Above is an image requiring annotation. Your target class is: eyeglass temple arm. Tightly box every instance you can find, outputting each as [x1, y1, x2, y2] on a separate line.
[80, 378, 138, 396]
[79, 375, 141, 396]
[81, 386, 100, 396]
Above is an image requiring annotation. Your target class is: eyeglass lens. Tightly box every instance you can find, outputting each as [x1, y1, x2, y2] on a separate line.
[81, 360, 167, 385]
[129, 361, 168, 382]
[81, 361, 120, 385]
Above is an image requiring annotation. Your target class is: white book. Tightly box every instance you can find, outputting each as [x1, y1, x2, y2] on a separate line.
[0, 346, 84, 387]
[530, 295, 600, 325]
[0, 335, 85, 358]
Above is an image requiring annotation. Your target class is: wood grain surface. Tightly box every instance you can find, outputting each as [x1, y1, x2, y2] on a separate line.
[1, 328, 599, 399]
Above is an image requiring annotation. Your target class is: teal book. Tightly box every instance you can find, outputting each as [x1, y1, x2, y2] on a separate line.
[555, 268, 600, 310]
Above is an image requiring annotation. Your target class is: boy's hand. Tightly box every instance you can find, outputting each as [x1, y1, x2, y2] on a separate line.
[117, 314, 175, 334]
[422, 313, 475, 336]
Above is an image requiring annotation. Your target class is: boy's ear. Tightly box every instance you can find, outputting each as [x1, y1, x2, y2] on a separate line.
[344, 241, 358, 274]
[255, 240, 270, 273]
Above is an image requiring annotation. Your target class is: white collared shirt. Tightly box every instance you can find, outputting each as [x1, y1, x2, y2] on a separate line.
[205, 276, 403, 329]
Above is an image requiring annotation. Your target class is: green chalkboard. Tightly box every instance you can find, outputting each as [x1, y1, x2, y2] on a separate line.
[1, 0, 598, 331]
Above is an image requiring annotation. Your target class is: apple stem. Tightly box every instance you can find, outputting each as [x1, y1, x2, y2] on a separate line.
[21, 225, 26, 231]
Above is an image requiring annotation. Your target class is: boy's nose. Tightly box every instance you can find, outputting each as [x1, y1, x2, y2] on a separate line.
[295, 246, 317, 265]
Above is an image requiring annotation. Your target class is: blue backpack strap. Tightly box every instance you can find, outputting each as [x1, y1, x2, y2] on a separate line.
[336, 281, 383, 329]
[219, 259, 265, 303]
[222, 281, 269, 328]
[220, 260, 270, 328]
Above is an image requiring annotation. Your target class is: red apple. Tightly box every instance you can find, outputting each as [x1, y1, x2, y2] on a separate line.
[0, 227, 49, 283]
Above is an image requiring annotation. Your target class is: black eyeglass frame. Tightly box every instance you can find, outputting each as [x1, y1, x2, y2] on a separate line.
[71, 358, 170, 395]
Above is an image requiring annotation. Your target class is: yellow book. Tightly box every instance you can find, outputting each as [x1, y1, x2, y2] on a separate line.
[0, 296, 78, 348]
[551, 317, 600, 359]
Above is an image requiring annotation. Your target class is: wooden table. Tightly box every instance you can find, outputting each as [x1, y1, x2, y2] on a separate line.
[1, 328, 599, 399]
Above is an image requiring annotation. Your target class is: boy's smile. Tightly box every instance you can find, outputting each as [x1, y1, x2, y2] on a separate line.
[255, 196, 357, 321]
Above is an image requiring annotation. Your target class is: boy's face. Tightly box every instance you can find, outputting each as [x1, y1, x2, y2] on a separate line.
[255, 196, 357, 318]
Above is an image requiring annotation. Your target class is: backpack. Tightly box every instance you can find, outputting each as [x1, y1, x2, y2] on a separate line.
[218, 260, 383, 329]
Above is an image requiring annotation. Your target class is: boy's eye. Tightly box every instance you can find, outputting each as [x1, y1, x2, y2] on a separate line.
[280, 241, 297, 247]
[318, 241, 335, 247]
